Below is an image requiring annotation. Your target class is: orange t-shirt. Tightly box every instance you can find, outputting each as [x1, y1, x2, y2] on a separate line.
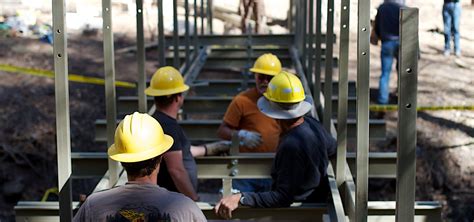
[223, 88, 281, 153]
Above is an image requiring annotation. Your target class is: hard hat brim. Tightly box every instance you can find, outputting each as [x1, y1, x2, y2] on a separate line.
[249, 68, 279, 76]
[107, 134, 174, 163]
[257, 96, 313, 119]
[144, 84, 190, 96]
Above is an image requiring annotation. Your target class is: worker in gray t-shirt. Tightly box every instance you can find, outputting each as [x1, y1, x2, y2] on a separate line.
[73, 112, 206, 222]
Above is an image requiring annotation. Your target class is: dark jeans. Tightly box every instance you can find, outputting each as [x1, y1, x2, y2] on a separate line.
[378, 40, 399, 105]
[443, 2, 461, 54]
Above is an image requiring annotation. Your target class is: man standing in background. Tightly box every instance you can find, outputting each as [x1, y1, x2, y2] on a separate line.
[443, 0, 461, 57]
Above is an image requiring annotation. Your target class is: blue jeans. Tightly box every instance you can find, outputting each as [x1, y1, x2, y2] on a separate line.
[378, 40, 399, 105]
[443, 2, 461, 54]
[232, 179, 272, 193]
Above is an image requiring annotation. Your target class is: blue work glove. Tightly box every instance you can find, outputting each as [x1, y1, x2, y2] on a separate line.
[237, 130, 262, 148]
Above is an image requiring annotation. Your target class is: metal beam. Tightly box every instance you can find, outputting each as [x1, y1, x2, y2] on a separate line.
[336, 0, 351, 186]
[396, 7, 419, 222]
[136, 0, 146, 113]
[184, 0, 191, 73]
[313, 0, 323, 115]
[173, 0, 180, 67]
[356, 0, 371, 220]
[52, 0, 72, 220]
[15, 200, 441, 222]
[157, 0, 165, 66]
[71, 152, 396, 179]
[102, 0, 121, 190]
[323, 0, 335, 132]
[117, 95, 356, 116]
[164, 34, 334, 47]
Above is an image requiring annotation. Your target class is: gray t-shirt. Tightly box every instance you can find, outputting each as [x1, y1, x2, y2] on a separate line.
[73, 183, 206, 222]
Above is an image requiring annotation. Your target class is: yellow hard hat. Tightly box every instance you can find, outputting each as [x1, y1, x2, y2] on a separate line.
[250, 53, 282, 76]
[264, 71, 306, 103]
[145, 66, 190, 96]
[108, 112, 174, 163]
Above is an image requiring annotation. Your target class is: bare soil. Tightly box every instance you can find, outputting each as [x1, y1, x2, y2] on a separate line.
[0, 1, 473, 221]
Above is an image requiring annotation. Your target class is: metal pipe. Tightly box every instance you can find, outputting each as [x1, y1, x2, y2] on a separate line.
[158, 0, 165, 66]
[136, 0, 146, 113]
[302, 0, 308, 69]
[207, 0, 213, 34]
[396, 7, 419, 222]
[194, 0, 199, 56]
[307, 0, 314, 93]
[185, 0, 191, 72]
[313, 0, 322, 118]
[201, 0, 204, 35]
[52, 0, 72, 220]
[356, 0, 371, 220]
[173, 0, 180, 68]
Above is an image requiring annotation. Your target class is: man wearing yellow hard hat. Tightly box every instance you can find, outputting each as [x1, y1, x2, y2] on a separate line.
[214, 72, 336, 219]
[145, 66, 231, 201]
[73, 112, 206, 222]
[217, 53, 282, 193]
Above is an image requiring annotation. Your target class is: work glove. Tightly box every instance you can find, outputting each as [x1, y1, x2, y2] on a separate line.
[205, 141, 232, 156]
[237, 130, 262, 148]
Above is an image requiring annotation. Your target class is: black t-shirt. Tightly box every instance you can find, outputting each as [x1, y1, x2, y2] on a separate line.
[241, 116, 336, 207]
[154, 111, 198, 192]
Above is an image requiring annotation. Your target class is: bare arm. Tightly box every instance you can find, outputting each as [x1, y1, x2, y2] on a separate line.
[217, 122, 236, 140]
[163, 151, 199, 201]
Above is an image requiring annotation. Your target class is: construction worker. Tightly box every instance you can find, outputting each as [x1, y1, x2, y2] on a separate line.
[214, 72, 336, 219]
[145, 66, 231, 201]
[73, 112, 206, 221]
[217, 53, 282, 193]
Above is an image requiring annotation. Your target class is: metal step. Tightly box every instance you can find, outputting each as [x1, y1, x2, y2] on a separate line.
[94, 118, 386, 143]
[117, 95, 357, 116]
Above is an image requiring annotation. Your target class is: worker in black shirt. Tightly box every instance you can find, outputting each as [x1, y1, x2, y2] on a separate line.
[145, 66, 232, 201]
[214, 71, 336, 219]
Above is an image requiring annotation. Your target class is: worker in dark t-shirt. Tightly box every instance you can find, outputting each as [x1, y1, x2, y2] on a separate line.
[145, 66, 232, 201]
[214, 71, 336, 219]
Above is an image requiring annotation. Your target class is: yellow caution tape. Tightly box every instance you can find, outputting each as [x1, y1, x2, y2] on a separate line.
[0, 64, 136, 88]
[369, 105, 474, 111]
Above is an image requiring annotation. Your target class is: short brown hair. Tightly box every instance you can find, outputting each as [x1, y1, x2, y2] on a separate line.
[154, 93, 181, 108]
[121, 155, 162, 178]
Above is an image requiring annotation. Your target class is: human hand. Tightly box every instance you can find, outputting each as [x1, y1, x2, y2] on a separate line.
[204, 141, 232, 156]
[214, 193, 241, 219]
[237, 130, 262, 148]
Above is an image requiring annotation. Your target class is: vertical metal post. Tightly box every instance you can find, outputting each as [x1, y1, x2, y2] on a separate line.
[307, 0, 314, 93]
[323, 0, 334, 132]
[336, 0, 350, 186]
[207, 0, 213, 34]
[396, 7, 418, 222]
[288, 0, 294, 32]
[136, 0, 146, 113]
[102, 0, 120, 188]
[356, 0, 370, 220]
[185, 0, 191, 71]
[158, 0, 165, 66]
[313, 0, 322, 117]
[193, 0, 199, 55]
[294, 0, 301, 52]
[173, 0, 180, 68]
[52, 0, 72, 220]
[201, 0, 204, 34]
[302, 0, 308, 68]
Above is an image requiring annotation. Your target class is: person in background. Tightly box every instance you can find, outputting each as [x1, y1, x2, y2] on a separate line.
[373, 0, 404, 105]
[145, 66, 232, 201]
[73, 112, 206, 222]
[217, 53, 282, 193]
[214, 72, 336, 219]
[443, 0, 461, 57]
